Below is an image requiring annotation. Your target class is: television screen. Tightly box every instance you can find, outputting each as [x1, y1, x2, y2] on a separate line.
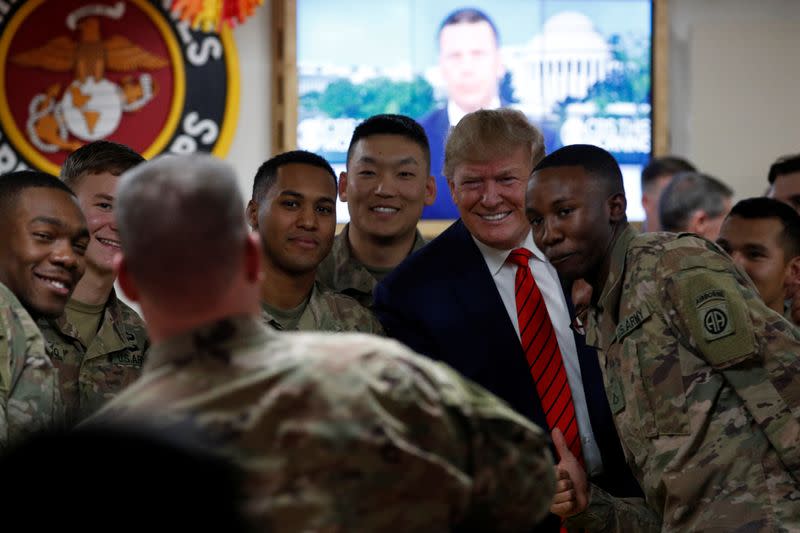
[296, 0, 653, 222]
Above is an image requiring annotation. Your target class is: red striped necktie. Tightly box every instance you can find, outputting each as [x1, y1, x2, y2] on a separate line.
[508, 248, 583, 463]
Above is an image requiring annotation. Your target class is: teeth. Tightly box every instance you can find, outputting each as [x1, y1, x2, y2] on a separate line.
[40, 277, 67, 289]
[372, 207, 398, 213]
[97, 238, 121, 248]
[482, 213, 508, 221]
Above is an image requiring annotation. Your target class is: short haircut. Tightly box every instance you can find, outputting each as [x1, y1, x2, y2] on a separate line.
[251, 150, 336, 203]
[115, 154, 247, 308]
[767, 153, 800, 185]
[728, 197, 800, 258]
[60, 141, 145, 188]
[659, 171, 733, 232]
[640, 155, 696, 191]
[0, 170, 75, 224]
[438, 7, 499, 43]
[532, 143, 625, 196]
[445, 108, 544, 180]
[345, 114, 431, 173]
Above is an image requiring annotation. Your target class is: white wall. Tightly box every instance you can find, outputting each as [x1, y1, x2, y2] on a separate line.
[223, 4, 272, 203]
[669, 0, 800, 200]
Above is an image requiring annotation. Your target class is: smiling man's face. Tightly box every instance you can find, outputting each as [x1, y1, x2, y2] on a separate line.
[449, 144, 532, 250]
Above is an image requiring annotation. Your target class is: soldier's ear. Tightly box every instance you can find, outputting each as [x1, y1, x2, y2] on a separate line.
[784, 255, 800, 292]
[245, 200, 259, 230]
[338, 171, 349, 202]
[424, 173, 437, 206]
[115, 254, 139, 302]
[607, 192, 627, 224]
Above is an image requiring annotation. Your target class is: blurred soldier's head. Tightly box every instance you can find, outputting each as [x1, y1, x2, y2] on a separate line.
[247, 150, 337, 277]
[527, 144, 627, 285]
[659, 171, 733, 240]
[766, 153, 800, 213]
[437, 7, 504, 114]
[115, 155, 261, 339]
[341, 114, 435, 244]
[639, 155, 695, 232]
[717, 197, 800, 315]
[61, 141, 144, 279]
[0, 171, 88, 318]
[446, 108, 544, 250]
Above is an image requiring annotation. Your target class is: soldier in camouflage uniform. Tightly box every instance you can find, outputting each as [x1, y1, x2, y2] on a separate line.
[92, 153, 556, 532]
[38, 141, 149, 425]
[527, 144, 800, 532]
[0, 171, 89, 446]
[247, 150, 382, 333]
[317, 114, 434, 307]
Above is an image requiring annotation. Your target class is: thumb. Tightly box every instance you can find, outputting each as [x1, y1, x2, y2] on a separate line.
[551, 428, 575, 462]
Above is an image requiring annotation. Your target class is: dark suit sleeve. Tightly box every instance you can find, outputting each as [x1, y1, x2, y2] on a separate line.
[373, 281, 439, 359]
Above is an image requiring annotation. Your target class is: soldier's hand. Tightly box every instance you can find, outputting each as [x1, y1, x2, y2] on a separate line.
[549, 428, 589, 518]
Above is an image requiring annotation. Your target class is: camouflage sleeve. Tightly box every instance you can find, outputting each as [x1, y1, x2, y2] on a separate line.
[258, 336, 555, 532]
[390, 351, 556, 530]
[662, 247, 800, 476]
[6, 309, 65, 444]
[564, 483, 661, 532]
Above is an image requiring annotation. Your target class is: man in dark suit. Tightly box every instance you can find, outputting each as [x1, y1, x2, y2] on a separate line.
[375, 109, 652, 531]
[419, 7, 558, 220]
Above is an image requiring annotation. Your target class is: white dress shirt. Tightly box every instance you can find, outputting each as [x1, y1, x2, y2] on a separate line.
[473, 230, 604, 476]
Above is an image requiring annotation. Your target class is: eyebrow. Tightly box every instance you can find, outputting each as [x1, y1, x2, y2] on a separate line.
[280, 190, 336, 204]
[93, 193, 114, 201]
[357, 156, 419, 166]
[29, 216, 65, 228]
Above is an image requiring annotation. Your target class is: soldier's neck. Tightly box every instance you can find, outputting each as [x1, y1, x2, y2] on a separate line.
[260, 262, 315, 311]
[71, 266, 114, 306]
[347, 224, 416, 270]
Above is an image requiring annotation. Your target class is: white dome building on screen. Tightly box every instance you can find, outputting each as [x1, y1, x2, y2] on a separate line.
[504, 11, 614, 115]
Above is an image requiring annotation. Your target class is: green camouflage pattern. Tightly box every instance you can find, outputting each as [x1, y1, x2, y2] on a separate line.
[92, 315, 555, 532]
[585, 225, 800, 532]
[261, 282, 383, 334]
[565, 483, 660, 532]
[0, 282, 64, 449]
[38, 290, 149, 426]
[316, 223, 426, 308]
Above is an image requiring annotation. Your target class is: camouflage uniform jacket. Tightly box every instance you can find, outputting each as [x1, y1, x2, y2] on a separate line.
[316, 223, 426, 308]
[38, 290, 149, 426]
[94, 315, 555, 532]
[0, 282, 63, 449]
[262, 281, 383, 334]
[585, 225, 800, 532]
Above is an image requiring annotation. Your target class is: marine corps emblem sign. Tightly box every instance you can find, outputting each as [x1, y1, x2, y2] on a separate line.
[0, 0, 239, 174]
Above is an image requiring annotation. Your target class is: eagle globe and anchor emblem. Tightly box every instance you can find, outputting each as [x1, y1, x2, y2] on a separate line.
[11, 2, 167, 153]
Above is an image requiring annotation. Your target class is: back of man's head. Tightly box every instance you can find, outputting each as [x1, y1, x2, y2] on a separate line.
[640, 155, 695, 192]
[252, 150, 336, 203]
[659, 172, 733, 233]
[438, 7, 499, 43]
[445, 108, 544, 179]
[61, 140, 145, 188]
[533, 143, 625, 197]
[346, 114, 431, 173]
[768, 153, 800, 185]
[728, 197, 800, 259]
[115, 154, 249, 312]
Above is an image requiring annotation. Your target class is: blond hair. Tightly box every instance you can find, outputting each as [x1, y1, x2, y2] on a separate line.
[444, 108, 545, 180]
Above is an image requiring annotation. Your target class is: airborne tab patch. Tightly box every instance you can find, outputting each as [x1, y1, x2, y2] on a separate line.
[695, 290, 735, 342]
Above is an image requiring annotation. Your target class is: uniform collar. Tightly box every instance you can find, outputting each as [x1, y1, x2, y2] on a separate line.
[145, 315, 270, 372]
[586, 225, 637, 348]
